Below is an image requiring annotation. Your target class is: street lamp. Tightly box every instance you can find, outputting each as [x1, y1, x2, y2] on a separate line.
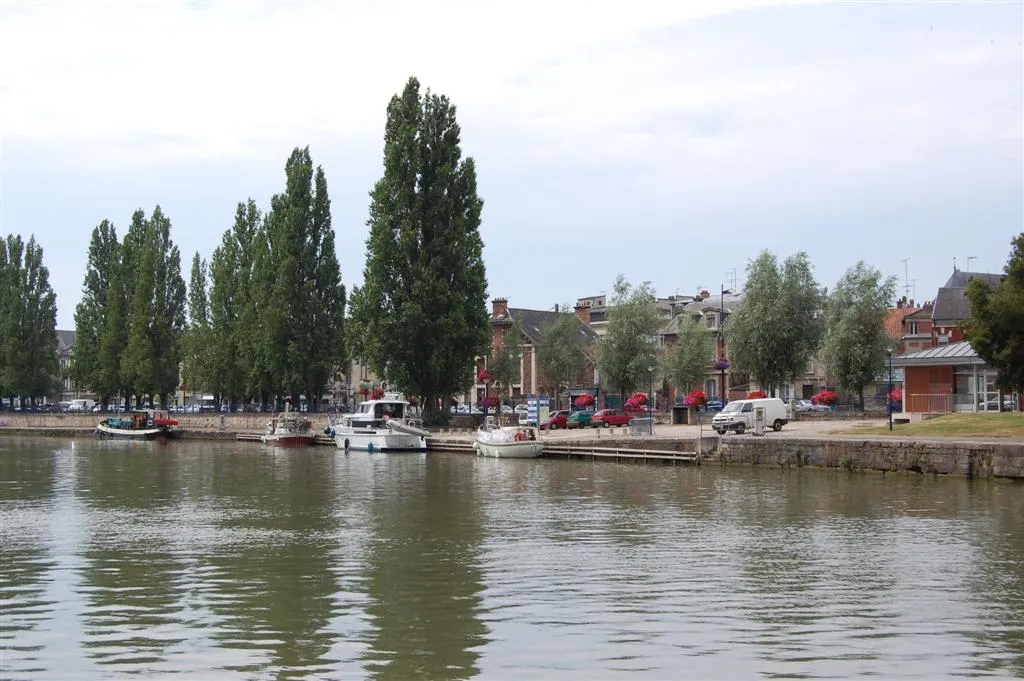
[887, 348, 894, 431]
[714, 358, 730, 403]
[647, 365, 654, 435]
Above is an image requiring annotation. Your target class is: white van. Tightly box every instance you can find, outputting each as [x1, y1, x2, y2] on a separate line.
[68, 398, 96, 413]
[712, 398, 792, 435]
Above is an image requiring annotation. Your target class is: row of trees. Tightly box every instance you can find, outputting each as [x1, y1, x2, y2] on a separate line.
[181, 148, 347, 409]
[71, 209, 187, 407]
[0, 235, 59, 404]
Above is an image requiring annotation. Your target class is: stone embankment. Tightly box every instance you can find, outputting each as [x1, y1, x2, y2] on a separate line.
[3, 413, 1023, 479]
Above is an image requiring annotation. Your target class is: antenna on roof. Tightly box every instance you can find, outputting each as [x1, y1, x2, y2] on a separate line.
[966, 256, 977, 271]
[901, 258, 911, 299]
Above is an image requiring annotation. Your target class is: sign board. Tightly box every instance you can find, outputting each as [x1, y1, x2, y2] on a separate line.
[875, 368, 905, 383]
[527, 396, 550, 425]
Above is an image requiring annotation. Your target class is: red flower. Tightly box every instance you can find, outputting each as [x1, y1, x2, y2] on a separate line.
[746, 390, 768, 399]
[481, 394, 500, 409]
[574, 394, 595, 408]
[888, 387, 902, 404]
[477, 369, 492, 383]
[684, 390, 707, 408]
[812, 390, 838, 406]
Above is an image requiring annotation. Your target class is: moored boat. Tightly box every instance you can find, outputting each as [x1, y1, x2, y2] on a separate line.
[96, 410, 179, 440]
[474, 416, 544, 458]
[327, 392, 429, 452]
[261, 404, 314, 446]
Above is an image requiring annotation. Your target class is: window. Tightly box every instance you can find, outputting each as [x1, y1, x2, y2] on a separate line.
[705, 313, 718, 329]
[908, 321, 919, 335]
[938, 334, 949, 345]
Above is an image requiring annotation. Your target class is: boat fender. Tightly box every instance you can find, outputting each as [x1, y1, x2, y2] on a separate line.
[367, 442, 374, 454]
[344, 438, 350, 451]
[323, 425, 332, 435]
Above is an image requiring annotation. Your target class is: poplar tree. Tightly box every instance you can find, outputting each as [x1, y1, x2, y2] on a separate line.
[182, 252, 210, 397]
[350, 76, 489, 423]
[72, 220, 119, 404]
[148, 207, 187, 407]
[823, 261, 897, 410]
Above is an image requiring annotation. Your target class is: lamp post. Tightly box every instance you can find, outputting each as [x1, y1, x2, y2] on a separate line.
[715, 358, 729, 404]
[887, 349, 894, 431]
[647, 365, 655, 435]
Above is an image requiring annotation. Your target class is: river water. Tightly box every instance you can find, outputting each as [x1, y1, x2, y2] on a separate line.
[1, 437, 1023, 680]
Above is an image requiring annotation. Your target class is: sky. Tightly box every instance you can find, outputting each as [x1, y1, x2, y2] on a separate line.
[1, 0, 1021, 330]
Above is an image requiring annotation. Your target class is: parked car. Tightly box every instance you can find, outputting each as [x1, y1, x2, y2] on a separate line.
[795, 399, 830, 413]
[566, 410, 593, 429]
[591, 408, 632, 427]
[712, 397, 792, 434]
[701, 400, 724, 412]
[542, 410, 569, 430]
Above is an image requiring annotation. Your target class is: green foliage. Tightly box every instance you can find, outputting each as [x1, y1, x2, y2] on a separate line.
[726, 250, 825, 395]
[595, 275, 661, 400]
[664, 313, 713, 396]
[71, 220, 118, 402]
[965, 233, 1024, 394]
[537, 309, 588, 406]
[350, 76, 489, 415]
[0, 235, 59, 404]
[823, 261, 897, 410]
[181, 252, 211, 395]
[488, 323, 523, 398]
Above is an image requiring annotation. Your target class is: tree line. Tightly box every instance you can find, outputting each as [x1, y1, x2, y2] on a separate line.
[526, 235, 1024, 410]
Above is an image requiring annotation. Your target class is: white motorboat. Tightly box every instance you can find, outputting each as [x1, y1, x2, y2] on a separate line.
[261, 404, 314, 446]
[328, 392, 429, 452]
[474, 416, 544, 458]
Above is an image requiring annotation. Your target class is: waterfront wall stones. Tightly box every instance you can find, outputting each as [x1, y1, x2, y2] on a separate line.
[715, 437, 1024, 479]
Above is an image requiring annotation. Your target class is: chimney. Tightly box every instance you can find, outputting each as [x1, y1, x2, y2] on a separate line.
[699, 289, 710, 300]
[574, 303, 591, 325]
[492, 297, 508, 319]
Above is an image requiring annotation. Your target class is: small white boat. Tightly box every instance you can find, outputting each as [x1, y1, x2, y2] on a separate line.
[328, 393, 429, 452]
[474, 416, 544, 458]
[261, 404, 314, 446]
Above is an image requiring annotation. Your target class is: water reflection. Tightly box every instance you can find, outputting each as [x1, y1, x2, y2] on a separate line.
[361, 454, 488, 680]
[198, 450, 343, 679]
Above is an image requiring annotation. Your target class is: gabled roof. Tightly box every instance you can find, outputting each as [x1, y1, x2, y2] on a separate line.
[890, 341, 985, 367]
[942, 270, 1003, 289]
[661, 292, 743, 336]
[502, 308, 597, 346]
[56, 329, 76, 350]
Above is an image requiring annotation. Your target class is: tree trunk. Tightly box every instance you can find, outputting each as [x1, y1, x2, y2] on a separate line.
[858, 388, 865, 413]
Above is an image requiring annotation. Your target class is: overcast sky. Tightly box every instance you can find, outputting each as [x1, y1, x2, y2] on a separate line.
[2, 0, 1021, 329]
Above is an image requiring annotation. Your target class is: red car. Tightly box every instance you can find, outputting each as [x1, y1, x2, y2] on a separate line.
[542, 410, 569, 430]
[591, 408, 632, 428]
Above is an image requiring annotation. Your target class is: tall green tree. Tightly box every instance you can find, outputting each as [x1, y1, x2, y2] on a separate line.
[259, 149, 346, 410]
[350, 76, 489, 423]
[965, 233, 1024, 396]
[595, 275, 661, 402]
[121, 220, 156, 402]
[726, 250, 825, 396]
[536, 310, 588, 410]
[0, 235, 58, 404]
[822, 261, 897, 410]
[664, 313, 714, 398]
[182, 252, 210, 397]
[71, 220, 119, 403]
[148, 207, 187, 407]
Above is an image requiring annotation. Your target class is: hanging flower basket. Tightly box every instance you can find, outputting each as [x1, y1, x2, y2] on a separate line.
[714, 358, 730, 371]
[574, 393, 595, 409]
[355, 386, 368, 396]
[624, 391, 648, 412]
[481, 394, 500, 409]
[746, 390, 768, 399]
[477, 369, 492, 384]
[812, 390, 838, 407]
[888, 387, 902, 406]
[684, 390, 707, 408]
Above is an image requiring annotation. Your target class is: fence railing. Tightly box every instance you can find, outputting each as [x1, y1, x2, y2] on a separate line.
[906, 393, 953, 414]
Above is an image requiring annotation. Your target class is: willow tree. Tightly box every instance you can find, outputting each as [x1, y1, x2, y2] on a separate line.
[664, 313, 713, 398]
[350, 76, 489, 424]
[536, 310, 589, 410]
[822, 261, 897, 410]
[595, 275, 661, 402]
[727, 250, 824, 396]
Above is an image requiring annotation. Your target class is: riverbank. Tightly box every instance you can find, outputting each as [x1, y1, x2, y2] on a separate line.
[4, 414, 1023, 478]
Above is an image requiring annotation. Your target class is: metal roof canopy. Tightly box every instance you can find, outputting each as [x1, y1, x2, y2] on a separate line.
[891, 341, 986, 367]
